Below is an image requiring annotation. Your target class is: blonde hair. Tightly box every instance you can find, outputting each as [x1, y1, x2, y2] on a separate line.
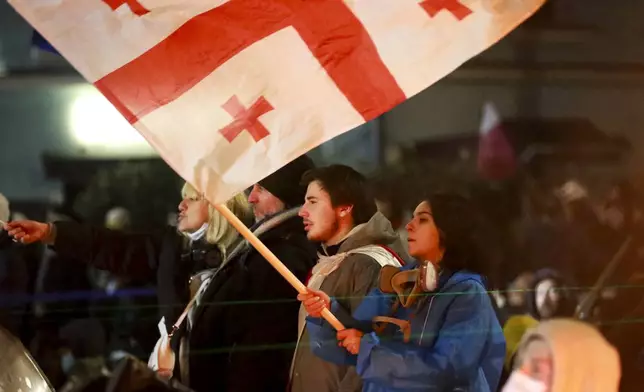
[181, 183, 253, 257]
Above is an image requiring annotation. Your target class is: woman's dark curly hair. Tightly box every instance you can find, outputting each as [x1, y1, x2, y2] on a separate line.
[420, 193, 489, 276]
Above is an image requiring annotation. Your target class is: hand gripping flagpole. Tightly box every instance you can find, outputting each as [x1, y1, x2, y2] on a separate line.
[215, 204, 345, 331]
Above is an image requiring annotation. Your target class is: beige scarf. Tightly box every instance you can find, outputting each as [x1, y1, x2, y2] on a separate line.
[297, 245, 403, 338]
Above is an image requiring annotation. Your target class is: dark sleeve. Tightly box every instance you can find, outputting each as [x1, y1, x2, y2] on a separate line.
[224, 242, 314, 391]
[0, 230, 12, 250]
[53, 221, 171, 281]
[0, 248, 29, 335]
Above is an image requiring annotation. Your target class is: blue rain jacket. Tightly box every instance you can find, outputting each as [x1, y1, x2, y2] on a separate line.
[306, 268, 506, 392]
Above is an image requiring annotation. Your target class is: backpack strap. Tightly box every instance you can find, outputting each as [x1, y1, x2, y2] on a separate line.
[378, 244, 406, 266]
[348, 244, 403, 268]
[372, 316, 411, 343]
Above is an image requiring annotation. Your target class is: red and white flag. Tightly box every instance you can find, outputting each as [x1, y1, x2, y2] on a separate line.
[477, 101, 517, 180]
[10, 0, 544, 204]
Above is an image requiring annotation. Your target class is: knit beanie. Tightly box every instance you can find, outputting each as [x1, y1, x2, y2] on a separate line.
[258, 155, 315, 208]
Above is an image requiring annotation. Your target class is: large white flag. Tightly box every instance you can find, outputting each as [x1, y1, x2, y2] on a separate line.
[10, 0, 544, 204]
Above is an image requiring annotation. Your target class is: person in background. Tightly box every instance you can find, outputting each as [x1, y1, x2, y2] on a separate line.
[32, 209, 93, 328]
[515, 184, 566, 277]
[527, 268, 576, 321]
[3, 207, 42, 344]
[593, 181, 644, 392]
[503, 319, 620, 392]
[291, 165, 408, 392]
[58, 318, 110, 392]
[371, 177, 409, 249]
[505, 272, 535, 316]
[375, 199, 409, 252]
[0, 203, 46, 383]
[498, 314, 539, 387]
[89, 206, 157, 360]
[0, 193, 29, 336]
[301, 194, 505, 392]
[555, 180, 612, 288]
[600, 180, 639, 234]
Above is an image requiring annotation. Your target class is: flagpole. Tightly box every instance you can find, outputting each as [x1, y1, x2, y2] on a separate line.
[215, 204, 345, 331]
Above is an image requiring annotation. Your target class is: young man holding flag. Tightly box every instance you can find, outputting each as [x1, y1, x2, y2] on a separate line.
[291, 165, 408, 392]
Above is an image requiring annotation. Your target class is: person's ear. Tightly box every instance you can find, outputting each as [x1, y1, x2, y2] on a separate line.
[339, 205, 353, 218]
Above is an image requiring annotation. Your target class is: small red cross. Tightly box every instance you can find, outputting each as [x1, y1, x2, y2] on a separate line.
[219, 95, 273, 143]
[420, 0, 472, 20]
[103, 0, 150, 16]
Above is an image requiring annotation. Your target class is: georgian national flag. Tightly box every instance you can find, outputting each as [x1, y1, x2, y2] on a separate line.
[9, 0, 544, 204]
[477, 102, 517, 180]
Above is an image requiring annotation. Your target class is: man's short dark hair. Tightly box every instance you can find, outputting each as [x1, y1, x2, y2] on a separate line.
[301, 165, 376, 225]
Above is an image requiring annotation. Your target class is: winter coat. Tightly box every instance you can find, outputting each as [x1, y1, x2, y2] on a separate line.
[291, 212, 409, 392]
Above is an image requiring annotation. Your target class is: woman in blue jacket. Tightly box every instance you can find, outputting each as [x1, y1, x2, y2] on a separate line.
[299, 194, 506, 392]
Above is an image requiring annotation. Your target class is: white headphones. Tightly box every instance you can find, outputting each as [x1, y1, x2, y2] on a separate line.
[380, 262, 441, 309]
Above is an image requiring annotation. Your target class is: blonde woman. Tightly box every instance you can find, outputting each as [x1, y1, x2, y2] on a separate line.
[179, 182, 251, 266]
[4, 183, 253, 356]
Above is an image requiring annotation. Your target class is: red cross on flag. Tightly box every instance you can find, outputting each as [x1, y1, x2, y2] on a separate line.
[9, 0, 544, 204]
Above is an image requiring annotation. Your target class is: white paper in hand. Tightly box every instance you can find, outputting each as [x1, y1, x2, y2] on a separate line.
[148, 317, 176, 378]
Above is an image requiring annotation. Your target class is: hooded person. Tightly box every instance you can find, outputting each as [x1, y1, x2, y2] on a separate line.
[526, 269, 577, 321]
[503, 315, 539, 371]
[498, 314, 539, 387]
[503, 319, 621, 392]
[292, 165, 409, 392]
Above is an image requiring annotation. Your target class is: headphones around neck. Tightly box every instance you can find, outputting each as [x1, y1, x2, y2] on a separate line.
[379, 262, 439, 308]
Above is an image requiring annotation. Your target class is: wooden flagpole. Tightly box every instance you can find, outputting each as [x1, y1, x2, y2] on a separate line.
[215, 204, 345, 331]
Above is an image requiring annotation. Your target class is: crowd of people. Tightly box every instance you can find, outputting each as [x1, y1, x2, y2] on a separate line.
[0, 155, 639, 392]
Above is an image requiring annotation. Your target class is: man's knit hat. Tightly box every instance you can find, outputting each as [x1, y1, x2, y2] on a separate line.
[258, 155, 315, 208]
